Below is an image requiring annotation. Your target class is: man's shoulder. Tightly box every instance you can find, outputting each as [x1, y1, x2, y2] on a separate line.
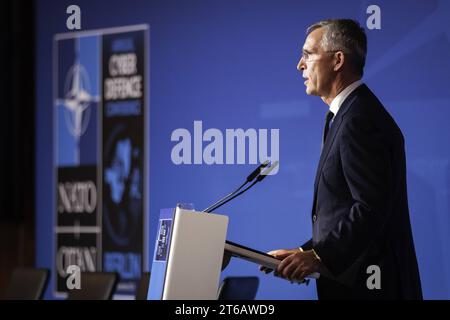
[341, 85, 404, 143]
[346, 84, 381, 112]
[344, 85, 392, 121]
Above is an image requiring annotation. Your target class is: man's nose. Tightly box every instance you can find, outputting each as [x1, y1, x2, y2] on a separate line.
[297, 57, 305, 71]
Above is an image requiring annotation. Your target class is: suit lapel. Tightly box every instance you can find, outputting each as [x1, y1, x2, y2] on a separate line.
[313, 111, 343, 190]
[313, 85, 366, 192]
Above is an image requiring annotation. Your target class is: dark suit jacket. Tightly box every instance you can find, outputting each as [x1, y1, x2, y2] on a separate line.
[302, 84, 422, 300]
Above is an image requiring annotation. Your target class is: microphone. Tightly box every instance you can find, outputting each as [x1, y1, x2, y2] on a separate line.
[202, 160, 270, 213]
[203, 161, 278, 213]
[246, 160, 270, 182]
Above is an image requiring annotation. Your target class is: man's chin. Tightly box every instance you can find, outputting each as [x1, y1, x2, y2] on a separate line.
[305, 86, 314, 95]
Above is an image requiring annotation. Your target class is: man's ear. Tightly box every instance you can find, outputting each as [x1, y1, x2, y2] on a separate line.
[333, 51, 345, 72]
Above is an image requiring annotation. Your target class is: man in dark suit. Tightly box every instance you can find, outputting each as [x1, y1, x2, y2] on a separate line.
[261, 19, 422, 299]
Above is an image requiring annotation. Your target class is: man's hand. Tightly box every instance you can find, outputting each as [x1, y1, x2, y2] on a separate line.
[275, 250, 322, 282]
[259, 248, 301, 274]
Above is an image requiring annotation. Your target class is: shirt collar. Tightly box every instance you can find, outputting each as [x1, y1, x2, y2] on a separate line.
[329, 80, 363, 116]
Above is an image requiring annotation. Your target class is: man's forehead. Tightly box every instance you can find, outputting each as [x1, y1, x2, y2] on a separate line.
[302, 28, 324, 51]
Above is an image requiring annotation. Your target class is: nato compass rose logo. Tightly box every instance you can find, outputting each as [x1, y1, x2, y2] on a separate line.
[59, 62, 100, 139]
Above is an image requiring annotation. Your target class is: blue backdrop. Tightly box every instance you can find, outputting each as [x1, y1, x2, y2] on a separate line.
[36, 0, 450, 299]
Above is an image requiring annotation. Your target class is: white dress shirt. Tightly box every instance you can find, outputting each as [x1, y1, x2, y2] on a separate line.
[329, 80, 363, 117]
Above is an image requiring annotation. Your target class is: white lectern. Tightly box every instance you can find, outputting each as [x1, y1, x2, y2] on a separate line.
[148, 207, 228, 300]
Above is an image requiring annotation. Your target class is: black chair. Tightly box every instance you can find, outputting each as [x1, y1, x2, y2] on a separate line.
[217, 276, 259, 300]
[135, 272, 151, 300]
[4, 268, 49, 300]
[67, 272, 118, 300]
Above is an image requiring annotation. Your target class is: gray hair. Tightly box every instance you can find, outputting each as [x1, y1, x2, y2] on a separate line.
[307, 19, 367, 76]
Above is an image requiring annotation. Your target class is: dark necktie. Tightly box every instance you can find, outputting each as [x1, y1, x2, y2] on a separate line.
[322, 110, 334, 150]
